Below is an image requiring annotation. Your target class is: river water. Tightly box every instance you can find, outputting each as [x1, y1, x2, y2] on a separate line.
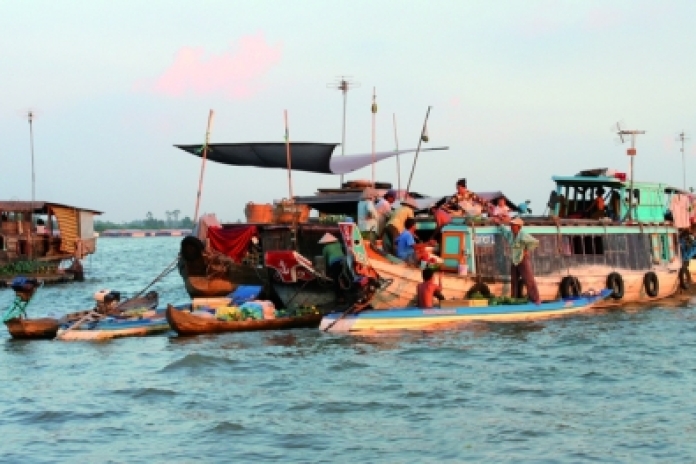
[1, 237, 696, 463]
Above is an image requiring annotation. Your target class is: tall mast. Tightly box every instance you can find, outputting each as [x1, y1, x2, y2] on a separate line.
[327, 76, 360, 187]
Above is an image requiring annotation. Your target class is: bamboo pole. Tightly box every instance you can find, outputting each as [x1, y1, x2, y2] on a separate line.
[193, 110, 215, 223]
[405, 106, 432, 197]
[393, 113, 401, 198]
[284, 109, 293, 200]
[371, 87, 377, 187]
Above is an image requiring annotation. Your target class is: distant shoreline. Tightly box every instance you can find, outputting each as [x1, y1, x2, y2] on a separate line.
[98, 229, 191, 237]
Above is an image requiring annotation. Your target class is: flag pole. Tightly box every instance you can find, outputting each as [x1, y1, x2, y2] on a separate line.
[405, 106, 432, 197]
[393, 113, 401, 199]
[371, 87, 377, 187]
[284, 109, 294, 200]
[193, 109, 214, 223]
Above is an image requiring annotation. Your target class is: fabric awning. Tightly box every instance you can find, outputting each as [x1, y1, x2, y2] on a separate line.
[175, 143, 448, 175]
[52, 206, 79, 254]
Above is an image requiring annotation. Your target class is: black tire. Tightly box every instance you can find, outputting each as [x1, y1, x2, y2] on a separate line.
[644, 271, 659, 297]
[466, 282, 492, 298]
[679, 266, 691, 290]
[606, 272, 625, 300]
[560, 276, 581, 298]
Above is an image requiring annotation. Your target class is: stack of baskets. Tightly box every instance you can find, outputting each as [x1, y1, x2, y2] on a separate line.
[273, 199, 310, 224]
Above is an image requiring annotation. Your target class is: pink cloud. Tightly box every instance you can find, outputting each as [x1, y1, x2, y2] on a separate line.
[142, 34, 282, 99]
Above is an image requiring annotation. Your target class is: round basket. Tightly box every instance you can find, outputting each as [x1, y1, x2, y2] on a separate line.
[244, 203, 274, 224]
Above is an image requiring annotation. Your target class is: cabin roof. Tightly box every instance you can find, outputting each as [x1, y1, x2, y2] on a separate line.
[551, 175, 625, 187]
[0, 201, 102, 215]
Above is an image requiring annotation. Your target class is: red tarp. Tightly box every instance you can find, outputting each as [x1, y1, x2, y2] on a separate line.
[207, 225, 258, 263]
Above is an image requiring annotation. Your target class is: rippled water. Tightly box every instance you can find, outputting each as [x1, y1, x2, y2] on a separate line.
[2, 238, 696, 462]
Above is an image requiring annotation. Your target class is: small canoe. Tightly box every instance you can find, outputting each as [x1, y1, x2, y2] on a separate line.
[321, 289, 613, 333]
[5, 292, 160, 340]
[166, 304, 322, 336]
[55, 314, 171, 341]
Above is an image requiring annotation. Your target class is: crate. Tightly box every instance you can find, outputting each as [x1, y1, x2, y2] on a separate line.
[440, 299, 489, 308]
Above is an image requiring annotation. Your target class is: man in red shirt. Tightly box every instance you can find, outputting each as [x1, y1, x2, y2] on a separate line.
[417, 268, 445, 308]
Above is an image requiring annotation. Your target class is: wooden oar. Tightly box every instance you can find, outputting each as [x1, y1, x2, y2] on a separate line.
[54, 311, 102, 340]
[322, 301, 368, 332]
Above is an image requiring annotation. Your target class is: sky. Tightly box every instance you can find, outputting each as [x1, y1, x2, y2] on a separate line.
[2, 0, 696, 222]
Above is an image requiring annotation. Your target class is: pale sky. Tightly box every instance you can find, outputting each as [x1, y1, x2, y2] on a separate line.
[2, 0, 695, 222]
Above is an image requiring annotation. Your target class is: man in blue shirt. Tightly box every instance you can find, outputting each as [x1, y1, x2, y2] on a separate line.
[395, 218, 418, 263]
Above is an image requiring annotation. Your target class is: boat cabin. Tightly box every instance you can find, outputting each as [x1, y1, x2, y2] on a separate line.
[0, 201, 102, 264]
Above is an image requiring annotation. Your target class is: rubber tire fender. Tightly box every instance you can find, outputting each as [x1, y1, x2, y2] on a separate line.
[466, 282, 492, 299]
[606, 272, 624, 300]
[679, 265, 691, 290]
[644, 271, 659, 297]
[560, 276, 581, 298]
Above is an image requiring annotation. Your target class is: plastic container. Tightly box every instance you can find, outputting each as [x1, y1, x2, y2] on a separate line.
[192, 297, 232, 309]
[458, 263, 468, 276]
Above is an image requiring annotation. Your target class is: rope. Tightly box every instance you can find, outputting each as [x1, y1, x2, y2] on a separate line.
[120, 257, 178, 306]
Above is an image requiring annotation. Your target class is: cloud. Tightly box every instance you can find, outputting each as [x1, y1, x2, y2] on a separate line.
[138, 33, 282, 99]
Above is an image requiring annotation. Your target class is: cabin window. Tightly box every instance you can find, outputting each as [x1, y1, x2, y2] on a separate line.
[566, 235, 605, 255]
[660, 234, 671, 261]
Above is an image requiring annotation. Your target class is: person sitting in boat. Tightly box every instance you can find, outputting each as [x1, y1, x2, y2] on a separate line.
[489, 197, 511, 221]
[319, 233, 346, 303]
[375, 189, 396, 236]
[384, 198, 417, 254]
[585, 187, 606, 219]
[439, 178, 488, 218]
[493, 216, 540, 305]
[417, 267, 445, 308]
[395, 218, 419, 263]
[357, 188, 379, 241]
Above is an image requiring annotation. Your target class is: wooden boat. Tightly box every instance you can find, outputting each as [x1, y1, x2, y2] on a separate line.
[165, 304, 322, 336]
[5, 289, 159, 340]
[321, 289, 613, 333]
[55, 311, 170, 341]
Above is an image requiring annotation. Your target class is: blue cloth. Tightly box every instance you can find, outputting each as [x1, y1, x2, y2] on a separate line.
[228, 285, 263, 305]
[395, 230, 416, 261]
[518, 203, 531, 214]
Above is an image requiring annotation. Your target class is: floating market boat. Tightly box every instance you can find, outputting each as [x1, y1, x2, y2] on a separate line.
[0, 200, 102, 286]
[2, 277, 159, 339]
[165, 305, 322, 336]
[55, 311, 170, 341]
[320, 289, 614, 333]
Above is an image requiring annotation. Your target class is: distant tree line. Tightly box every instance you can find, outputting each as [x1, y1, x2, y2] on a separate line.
[94, 210, 194, 232]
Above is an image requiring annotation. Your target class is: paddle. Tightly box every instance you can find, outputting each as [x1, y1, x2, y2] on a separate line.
[322, 299, 371, 333]
[55, 311, 103, 340]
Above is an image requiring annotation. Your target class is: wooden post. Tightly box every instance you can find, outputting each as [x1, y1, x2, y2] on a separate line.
[193, 110, 215, 224]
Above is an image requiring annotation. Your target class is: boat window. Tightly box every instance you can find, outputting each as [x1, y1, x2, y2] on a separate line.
[567, 235, 605, 255]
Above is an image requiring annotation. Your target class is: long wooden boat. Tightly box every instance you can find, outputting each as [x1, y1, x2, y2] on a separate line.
[165, 304, 322, 336]
[6, 291, 159, 340]
[55, 313, 170, 341]
[321, 289, 613, 332]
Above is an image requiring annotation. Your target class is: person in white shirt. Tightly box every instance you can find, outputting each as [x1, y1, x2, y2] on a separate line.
[375, 189, 396, 236]
[357, 188, 379, 240]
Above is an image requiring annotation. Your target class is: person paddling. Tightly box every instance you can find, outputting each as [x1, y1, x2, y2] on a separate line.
[417, 267, 445, 308]
[493, 216, 541, 305]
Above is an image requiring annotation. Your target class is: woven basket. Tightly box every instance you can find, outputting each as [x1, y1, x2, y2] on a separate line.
[273, 201, 310, 224]
[244, 202, 274, 224]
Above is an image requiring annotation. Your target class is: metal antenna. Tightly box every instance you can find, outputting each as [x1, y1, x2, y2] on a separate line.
[676, 131, 690, 190]
[26, 111, 36, 204]
[616, 122, 646, 221]
[327, 76, 360, 187]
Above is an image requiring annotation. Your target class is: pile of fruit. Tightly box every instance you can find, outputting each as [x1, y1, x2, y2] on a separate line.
[487, 296, 530, 306]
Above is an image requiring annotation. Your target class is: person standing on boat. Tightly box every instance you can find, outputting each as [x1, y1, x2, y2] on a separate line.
[375, 189, 396, 236]
[357, 188, 379, 240]
[417, 267, 445, 308]
[384, 198, 417, 254]
[494, 216, 540, 305]
[437, 178, 488, 222]
[319, 233, 346, 303]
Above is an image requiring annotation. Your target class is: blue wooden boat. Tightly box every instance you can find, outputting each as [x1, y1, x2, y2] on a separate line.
[320, 289, 613, 332]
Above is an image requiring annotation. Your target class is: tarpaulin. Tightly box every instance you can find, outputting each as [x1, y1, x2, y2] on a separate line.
[207, 225, 258, 263]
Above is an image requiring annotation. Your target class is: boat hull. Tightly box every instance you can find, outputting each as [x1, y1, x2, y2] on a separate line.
[56, 318, 170, 341]
[166, 305, 322, 336]
[5, 317, 62, 339]
[321, 289, 613, 332]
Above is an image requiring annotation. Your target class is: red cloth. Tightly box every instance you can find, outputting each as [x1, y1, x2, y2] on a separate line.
[207, 225, 258, 263]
